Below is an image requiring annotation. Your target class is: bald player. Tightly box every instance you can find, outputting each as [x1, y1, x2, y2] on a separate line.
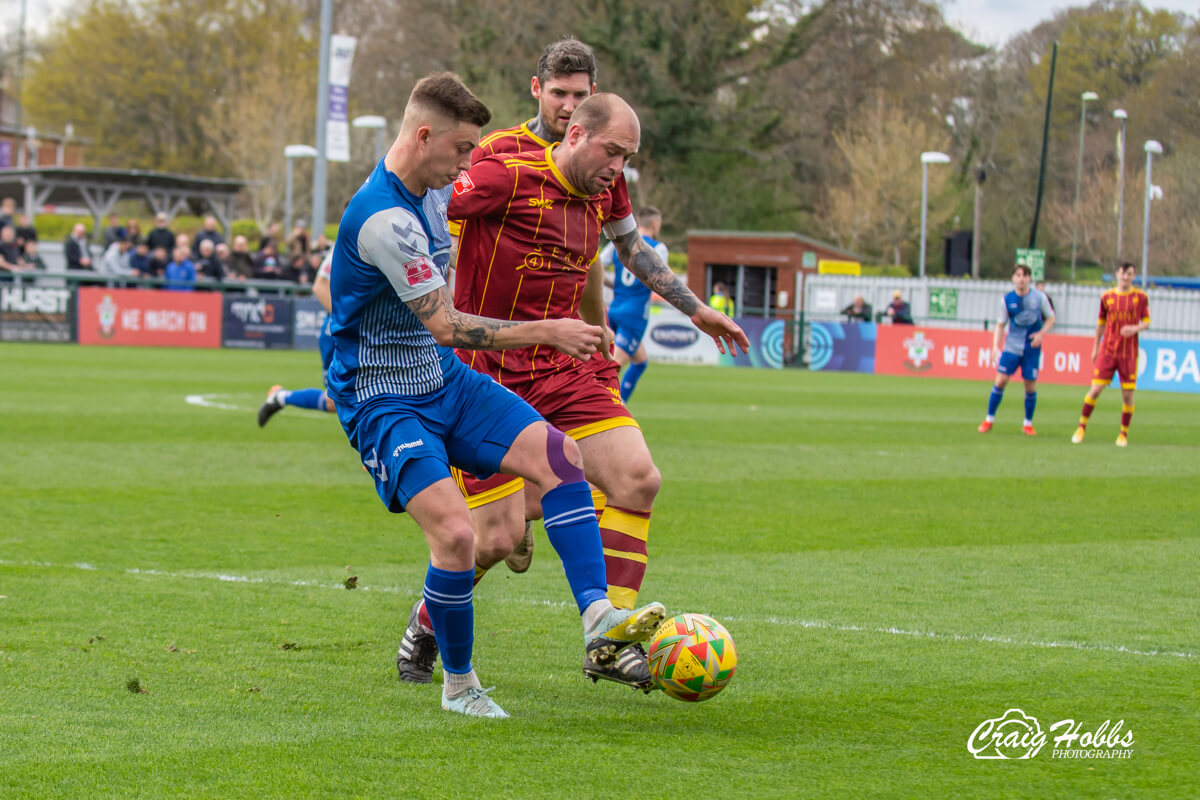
[397, 93, 747, 692]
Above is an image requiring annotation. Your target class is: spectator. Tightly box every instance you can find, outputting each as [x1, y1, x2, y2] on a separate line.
[215, 242, 234, 281]
[146, 246, 170, 279]
[192, 215, 225, 258]
[252, 243, 283, 280]
[258, 222, 281, 252]
[64, 224, 94, 270]
[285, 223, 309, 264]
[20, 240, 48, 271]
[14, 213, 37, 254]
[293, 251, 323, 285]
[708, 281, 735, 317]
[126, 218, 143, 247]
[128, 242, 152, 277]
[0, 197, 15, 231]
[311, 233, 331, 257]
[841, 294, 873, 322]
[885, 290, 914, 324]
[102, 213, 127, 248]
[146, 212, 176, 253]
[98, 235, 133, 276]
[195, 238, 224, 281]
[164, 245, 196, 291]
[0, 225, 25, 271]
[229, 235, 255, 280]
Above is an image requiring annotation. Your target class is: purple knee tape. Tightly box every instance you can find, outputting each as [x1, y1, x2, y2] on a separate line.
[545, 426, 585, 484]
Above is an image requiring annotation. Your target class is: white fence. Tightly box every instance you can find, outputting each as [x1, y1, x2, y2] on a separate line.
[800, 275, 1200, 341]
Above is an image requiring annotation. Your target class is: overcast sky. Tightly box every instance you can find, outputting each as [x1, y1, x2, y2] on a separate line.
[8, 0, 1200, 44]
[942, 0, 1198, 46]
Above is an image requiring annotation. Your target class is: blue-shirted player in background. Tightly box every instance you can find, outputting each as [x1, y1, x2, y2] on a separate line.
[978, 263, 1056, 436]
[257, 249, 337, 426]
[326, 73, 666, 719]
[599, 206, 668, 402]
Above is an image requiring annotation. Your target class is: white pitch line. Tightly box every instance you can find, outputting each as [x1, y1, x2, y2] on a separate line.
[185, 393, 327, 419]
[1, 559, 1195, 661]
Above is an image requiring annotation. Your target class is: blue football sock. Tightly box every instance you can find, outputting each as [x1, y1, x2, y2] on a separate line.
[1025, 392, 1037, 422]
[620, 362, 648, 402]
[987, 387, 1004, 417]
[423, 564, 474, 675]
[541, 480, 609, 614]
[285, 388, 328, 411]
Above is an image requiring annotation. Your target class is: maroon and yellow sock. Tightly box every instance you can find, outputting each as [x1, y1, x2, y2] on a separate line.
[1121, 404, 1134, 435]
[598, 505, 650, 610]
[1079, 395, 1097, 429]
[419, 564, 488, 630]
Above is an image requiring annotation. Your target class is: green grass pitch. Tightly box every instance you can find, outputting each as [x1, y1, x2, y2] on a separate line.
[1, 343, 1197, 798]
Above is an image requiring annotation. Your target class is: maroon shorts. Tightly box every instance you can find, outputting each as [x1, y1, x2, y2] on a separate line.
[1093, 350, 1137, 389]
[451, 353, 636, 507]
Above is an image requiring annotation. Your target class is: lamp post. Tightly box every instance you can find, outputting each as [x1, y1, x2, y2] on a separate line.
[1141, 140, 1163, 288]
[352, 115, 387, 163]
[919, 151, 950, 278]
[1113, 108, 1128, 263]
[284, 144, 319, 234]
[1071, 91, 1099, 282]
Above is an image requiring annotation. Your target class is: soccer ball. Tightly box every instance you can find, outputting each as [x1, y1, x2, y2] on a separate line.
[646, 613, 738, 702]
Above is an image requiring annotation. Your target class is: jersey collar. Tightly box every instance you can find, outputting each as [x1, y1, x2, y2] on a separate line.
[520, 119, 553, 148]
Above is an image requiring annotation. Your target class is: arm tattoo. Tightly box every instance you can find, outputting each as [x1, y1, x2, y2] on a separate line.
[407, 287, 521, 349]
[617, 231, 700, 315]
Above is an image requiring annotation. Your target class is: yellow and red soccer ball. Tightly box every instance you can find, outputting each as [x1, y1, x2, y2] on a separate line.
[646, 613, 738, 702]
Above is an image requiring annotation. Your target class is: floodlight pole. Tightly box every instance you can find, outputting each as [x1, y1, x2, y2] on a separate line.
[311, 0, 333, 239]
[919, 152, 950, 279]
[1141, 140, 1163, 288]
[1114, 109, 1128, 263]
[1071, 91, 1098, 282]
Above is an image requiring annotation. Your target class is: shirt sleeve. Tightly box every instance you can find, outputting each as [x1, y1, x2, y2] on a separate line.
[1097, 294, 1108, 325]
[1140, 293, 1150, 324]
[317, 248, 333, 281]
[1039, 291, 1054, 318]
[601, 173, 636, 240]
[997, 295, 1009, 324]
[654, 242, 670, 263]
[447, 156, 516, 222]
[356, 207, 446, 302]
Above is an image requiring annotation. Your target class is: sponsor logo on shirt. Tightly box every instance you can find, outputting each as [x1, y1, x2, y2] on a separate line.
[403, 257, 434, 286]
[452, 172, 475, 195]
[528, 198, 554, 209]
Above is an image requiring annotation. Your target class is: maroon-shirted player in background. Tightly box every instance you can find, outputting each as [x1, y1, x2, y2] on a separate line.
[1073, 262, 1150, 447]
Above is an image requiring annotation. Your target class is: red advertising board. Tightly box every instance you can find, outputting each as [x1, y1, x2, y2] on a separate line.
[874, 325, 1094, 386]
[77, 288, 223, 348]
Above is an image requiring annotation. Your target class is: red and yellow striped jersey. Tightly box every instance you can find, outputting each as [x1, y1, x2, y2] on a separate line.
[448, 146, 633, 383]
[1098, 289, 1150, 361]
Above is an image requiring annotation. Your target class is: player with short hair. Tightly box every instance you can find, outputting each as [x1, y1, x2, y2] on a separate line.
[1072, 262, 1149, 446]
[329, 72, 666, 719]
[396, 92, 746, 693]
[257, 249, 338, 426]
[440, 37, 610, 579]
[978, 263, 1055, 436]
[601, 206, 666, 402]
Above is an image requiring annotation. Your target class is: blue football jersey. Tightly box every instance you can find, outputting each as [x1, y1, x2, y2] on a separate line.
[327, 160, 464, 403]
[602, 236, 668, 322]
[999, 288, 1054, 356]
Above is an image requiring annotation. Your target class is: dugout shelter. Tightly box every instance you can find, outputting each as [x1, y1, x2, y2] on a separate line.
[0, 167, 246, 235]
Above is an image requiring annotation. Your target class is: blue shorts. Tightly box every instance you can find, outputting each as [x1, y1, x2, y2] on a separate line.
[608, 310, 649, 357]
[998, 349, 1041, 380]
[337, 366, 543, 513]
